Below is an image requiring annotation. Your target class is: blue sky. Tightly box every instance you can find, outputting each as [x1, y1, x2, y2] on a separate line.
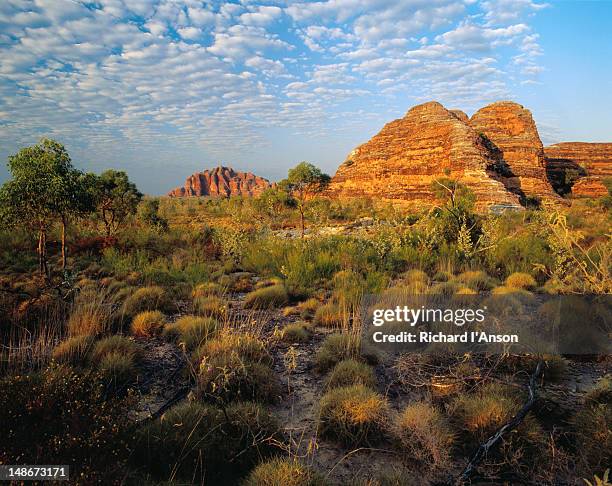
[0, 0, 610, 194]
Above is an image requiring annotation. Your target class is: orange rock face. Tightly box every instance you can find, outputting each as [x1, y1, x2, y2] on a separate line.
[327, 101, 522, 212]
[168, 166, 273, 197]
[544, 143, 612, 197]
[470, 101, 560, 205]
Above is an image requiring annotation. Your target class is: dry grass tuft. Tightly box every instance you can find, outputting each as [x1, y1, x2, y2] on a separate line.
[243, 458, 327, 486]
[131, 310, 166, 337]
[193, 295, 227, 318]
[313, 302, 345, 328]
[163, 315, 220, 350]
[244, 285, 289, 309]
[505, 272, 537, 290]
[121, 286, 172, 318]
[280, 323, 311, 343]
[51, 335, 94, 365]
[326, 359, 376, 390]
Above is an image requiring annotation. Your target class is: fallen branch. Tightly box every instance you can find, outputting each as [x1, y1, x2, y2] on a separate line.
[457, 359, 544, 485]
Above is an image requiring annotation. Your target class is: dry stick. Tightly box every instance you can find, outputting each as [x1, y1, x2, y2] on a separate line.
[456, 359, 544, 485]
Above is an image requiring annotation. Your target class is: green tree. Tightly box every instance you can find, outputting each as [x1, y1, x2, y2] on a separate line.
[0, 139, 82, 275]
[92, 170, 142, 236]
[280, 162, 331, 238]
[138, 198, 169, 233]
[254, 186, 296, 225]
[430, 177, 480, 245]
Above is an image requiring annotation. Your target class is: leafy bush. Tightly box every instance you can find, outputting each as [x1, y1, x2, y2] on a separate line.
[318, 384, 389, 446]
[131, 310, 166, 337]
[163, 315, 220, 349]
[505, 272, 537, 290]
[394, 401, 454, 470]
[244, 285, 289, 309]
[326, 359, 376, 390]
[121, 286, 172, 318]
[132, 401, 279, 483]
[243, 458, 327, 486]
[51, 335, 94, 365]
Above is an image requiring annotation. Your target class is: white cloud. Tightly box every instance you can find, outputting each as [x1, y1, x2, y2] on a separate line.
[178, 26, 202, 41]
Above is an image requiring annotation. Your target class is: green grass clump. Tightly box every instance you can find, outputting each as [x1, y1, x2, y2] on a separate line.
[51, 335, 94, 365]
[244, 285, 289, 309]
[131, 310, 166, 337]
[505, 272, 537, 290]
[243, 458, 327, 486]
[315, 334, 377, 372]
[192, 281, 224, 298]
[91, 335, 141, 364]
[163, 315, 220, 349]
[280, 323, 311, 343]
[98, 351, 137, 389]
[394, 401, 454, 470]
[196, 333, 277, 403]
[318, 384, 389, 446]
[326, 359, 376, 390]
[133, 401, 279, 483]
[193, 295, 227, 318]
[313, 303, 344, 327]
[121, 286, 172, 318]
[454, 270, 495, 291]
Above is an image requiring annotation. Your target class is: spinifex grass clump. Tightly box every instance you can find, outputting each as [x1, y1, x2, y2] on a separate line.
[193, 295, 227, 318]
[318, 384, 389, 446]
[196, 333, 279, 403]
[121, 285, 172, 318]
[243, 458, 327, 486]
[163, 315, 220, 349]
[280, 323, 311, 343]
[51, 335, 94, 365]
[313, 302, 345, 328]
[454, 270, 495, 291]
[131, 310, 166, 337]
[315, 333, 378, 372]
[132, 401, 279, 483]
[505, 272, 537, 290]
[244, 284, 289, 309]
[326, 359, 376, 390]
[394, 401, 455, 470]
[192, 281, 224, 298]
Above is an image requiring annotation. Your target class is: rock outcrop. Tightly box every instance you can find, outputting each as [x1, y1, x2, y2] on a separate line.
[544, 143, 612, 197]
[168, 166, 273, 197]
[470, 101, 560, 205]
[327, 101, 523, 212]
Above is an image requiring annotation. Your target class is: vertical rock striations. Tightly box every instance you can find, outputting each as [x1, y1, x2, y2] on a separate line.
[327, 101, 523, 212]
[470, 101, 561, 205]
[168, 166, 273, 197]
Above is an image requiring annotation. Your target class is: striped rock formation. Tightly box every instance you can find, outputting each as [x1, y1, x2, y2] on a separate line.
[327, 101, 522, 212]
[168, 166, 273, 197]
[544, 142, 612, 197]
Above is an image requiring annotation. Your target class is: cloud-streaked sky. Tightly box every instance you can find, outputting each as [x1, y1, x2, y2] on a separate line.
[1, 0, 610, 194]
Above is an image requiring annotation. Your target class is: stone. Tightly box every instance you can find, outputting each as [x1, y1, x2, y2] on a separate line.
[327, 101, 523, 212]
[544, 142, 612, 197]
[168, 166, 273, 197]
[470, 101, 561, 205]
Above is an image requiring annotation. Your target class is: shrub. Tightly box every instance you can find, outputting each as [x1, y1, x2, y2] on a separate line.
[51, 335, 94, 365]
[394, 401, 454, 470]
[315, 334, 377, 372]
[505, 272, 537, 290]
[280, 323, 311, 343]
[194, 295, 227, 318]
[454, 270, 494, 291]
[313, 302, 345, 327]
[91, 335, 141, 364]
[0, 366, 134, 483]
[131, 310, 166, 337]
[163, 315, 220, 349]
[133, 401, 279, 482]
[326, 359, 376, 390]
[243, 458, 326, 486]
[244, 285, 289, 309]
[121, 286, 172, 318]
[318, 384, 389, 446]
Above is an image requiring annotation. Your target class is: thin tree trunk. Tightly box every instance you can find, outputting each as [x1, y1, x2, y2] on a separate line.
[37, 230, 44, 275]
[41, 228, 49, 278]
[61, 215, 67, 271]
[299, 206, 305, 238]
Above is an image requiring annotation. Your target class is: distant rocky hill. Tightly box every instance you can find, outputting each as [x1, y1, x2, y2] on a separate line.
[327, 100, 610, 209]
[168, 166, 273, 197]
[544, 142, 612, 197]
